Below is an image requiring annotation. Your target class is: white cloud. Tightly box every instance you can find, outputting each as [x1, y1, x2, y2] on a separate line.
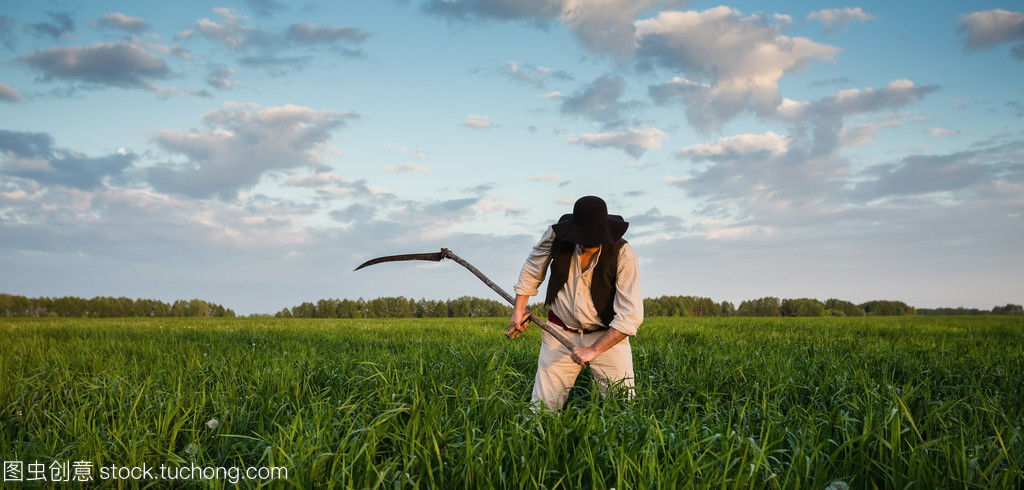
[771, 79, 938, 157]
[806, 7, 878, 34]
[94, 12, 149, 33]
[776, 98, 812, 122]
[926, 128, 964, 137]
[957, 9, 1024, 59]
[286, 172, 344, 188]
[384, 197, 481, 241]
[697, 219, 773, 240]
[147, 103, 359, 199]
[382, 163, 430, 174]
[193, 8, 266, 51]
[567, 128, 667, 157]
[501, 60, 572, 88]
[561, 73, 639, 127]
[559, 0, 686, 59]
[461, 114, 493, 129]
[851, 142, 1021, 201]
[286, 22, 371, 44]
[639, 7, 841, 130]
[0, 130, 135, 190]
[423, 0, 685, 60]
[205, 67, 240, 89]
[18, 42, 170, 90]
[818, 79, 937, 116]
[666, 79, 940, 223]
[527, 174, 560, 182]
[27, 12, 74, 41]
[0, 81, 23, 102]
[476, 195, 525, 216]
[315, 178, 392, 200]
[678, 132, 789, 159]
[839, 121, 901, 147]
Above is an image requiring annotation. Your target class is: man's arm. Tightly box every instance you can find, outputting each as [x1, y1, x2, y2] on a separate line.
[508, 227, 555, 337]
[507, 294, 531, 338]
[571, 242, 641, 365]
[571, 328, 626, 365]
[608, 242, 643, 336]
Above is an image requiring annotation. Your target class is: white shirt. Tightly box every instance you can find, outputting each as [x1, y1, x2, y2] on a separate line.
[513, 226, 643, 336]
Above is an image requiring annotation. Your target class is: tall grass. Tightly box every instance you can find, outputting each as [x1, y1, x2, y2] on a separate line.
[1, 316, 1021, 488]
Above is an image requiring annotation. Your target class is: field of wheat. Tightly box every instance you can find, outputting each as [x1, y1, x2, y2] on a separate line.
[2, 316, 1022, 488]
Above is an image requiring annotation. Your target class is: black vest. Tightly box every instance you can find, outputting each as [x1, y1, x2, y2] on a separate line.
[544, 238, 626, 327]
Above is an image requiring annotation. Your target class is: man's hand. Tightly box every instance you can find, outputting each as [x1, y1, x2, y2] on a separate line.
[507, 294, 532, 338]
[507, 309, 530, 338]
[570, 346, 598, 366]
[570, 328, 627, 366]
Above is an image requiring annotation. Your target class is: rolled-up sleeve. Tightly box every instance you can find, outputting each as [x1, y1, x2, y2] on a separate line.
[513, 226, 556, 297]
[609, 242, 643, 336]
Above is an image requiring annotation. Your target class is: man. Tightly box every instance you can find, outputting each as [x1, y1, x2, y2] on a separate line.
[508, 195, 643, 410]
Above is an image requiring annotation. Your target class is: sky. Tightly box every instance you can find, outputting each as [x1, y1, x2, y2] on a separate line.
[1, 0, 1022, 315]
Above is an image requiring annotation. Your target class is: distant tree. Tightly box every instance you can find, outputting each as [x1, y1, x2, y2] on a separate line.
[917, 307, 987, 316]
[0, 294, 28, 316]
[992, 303, 1024, 315]
[824, 298, 865, 317]
[187, 299, 211, 317]
[391, 297, 413, 318]
[448, 297, 471, 317]
[170, 300, 188, 317]
[720, 301, 735, 317]
[0, 294, 231, 318]
[431, 299, 449, 318]
[737, 297, 781, 317]
[643, 298, 662, 316]
[860, 300, 915, 316]
[292, 301, 317, 318]
[316, 299, 338, 318]
[54, 296, 88, 317]
[339, 299, 360, 318]
[364, 298, 387, 318]
[781, 298, 826, 317]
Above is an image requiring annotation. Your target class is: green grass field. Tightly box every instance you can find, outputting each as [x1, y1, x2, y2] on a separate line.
[2, 316, 1022, 488]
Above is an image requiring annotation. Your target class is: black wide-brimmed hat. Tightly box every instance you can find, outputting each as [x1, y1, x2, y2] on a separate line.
[551, 196, 629, 246]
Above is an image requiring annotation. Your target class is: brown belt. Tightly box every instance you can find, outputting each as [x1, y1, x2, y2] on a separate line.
[547, 310, 609, 334]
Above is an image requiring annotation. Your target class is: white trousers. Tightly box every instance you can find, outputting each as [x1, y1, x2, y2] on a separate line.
[530, 327, 635, 410]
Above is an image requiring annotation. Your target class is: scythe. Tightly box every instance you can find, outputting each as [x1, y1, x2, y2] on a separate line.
[354, 248, 578, 354]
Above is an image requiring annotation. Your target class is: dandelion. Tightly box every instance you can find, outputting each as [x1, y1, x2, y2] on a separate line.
[824, 482, 849, 490]
[185, 442, 199, 455]
[207, 418, 219, 429]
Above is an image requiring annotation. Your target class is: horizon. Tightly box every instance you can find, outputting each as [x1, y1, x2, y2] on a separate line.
[1, 291, 1015, 318]
[1, 1, 1022, 316]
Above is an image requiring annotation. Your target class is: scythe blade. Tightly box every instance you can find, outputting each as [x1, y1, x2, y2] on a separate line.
[354, 248, 581, 360]
[353, 251, 445, 271]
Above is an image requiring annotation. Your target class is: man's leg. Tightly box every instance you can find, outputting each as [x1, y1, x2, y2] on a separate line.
[586, 333, 635, 400]
[530, 328, 583, 410]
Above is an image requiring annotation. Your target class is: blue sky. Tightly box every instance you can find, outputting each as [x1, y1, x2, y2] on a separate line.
[1, 0, 1022, 315]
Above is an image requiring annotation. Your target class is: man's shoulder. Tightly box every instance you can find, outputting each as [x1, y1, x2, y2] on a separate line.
[616, 238, 635, 252]
[616, 240, 638, 261]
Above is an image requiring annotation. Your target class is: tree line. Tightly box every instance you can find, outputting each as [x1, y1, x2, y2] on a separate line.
[644, 296, 916, 317]
[0, 294, 236, 318]
[274, 296, 512, 319]
[275, 296, 1021, 319]
[2, 292, 1019, 319]
[917, 304, 1024, 316]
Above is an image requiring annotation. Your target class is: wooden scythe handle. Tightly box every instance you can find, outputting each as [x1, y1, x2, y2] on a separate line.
[440, 248, 577, 353]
